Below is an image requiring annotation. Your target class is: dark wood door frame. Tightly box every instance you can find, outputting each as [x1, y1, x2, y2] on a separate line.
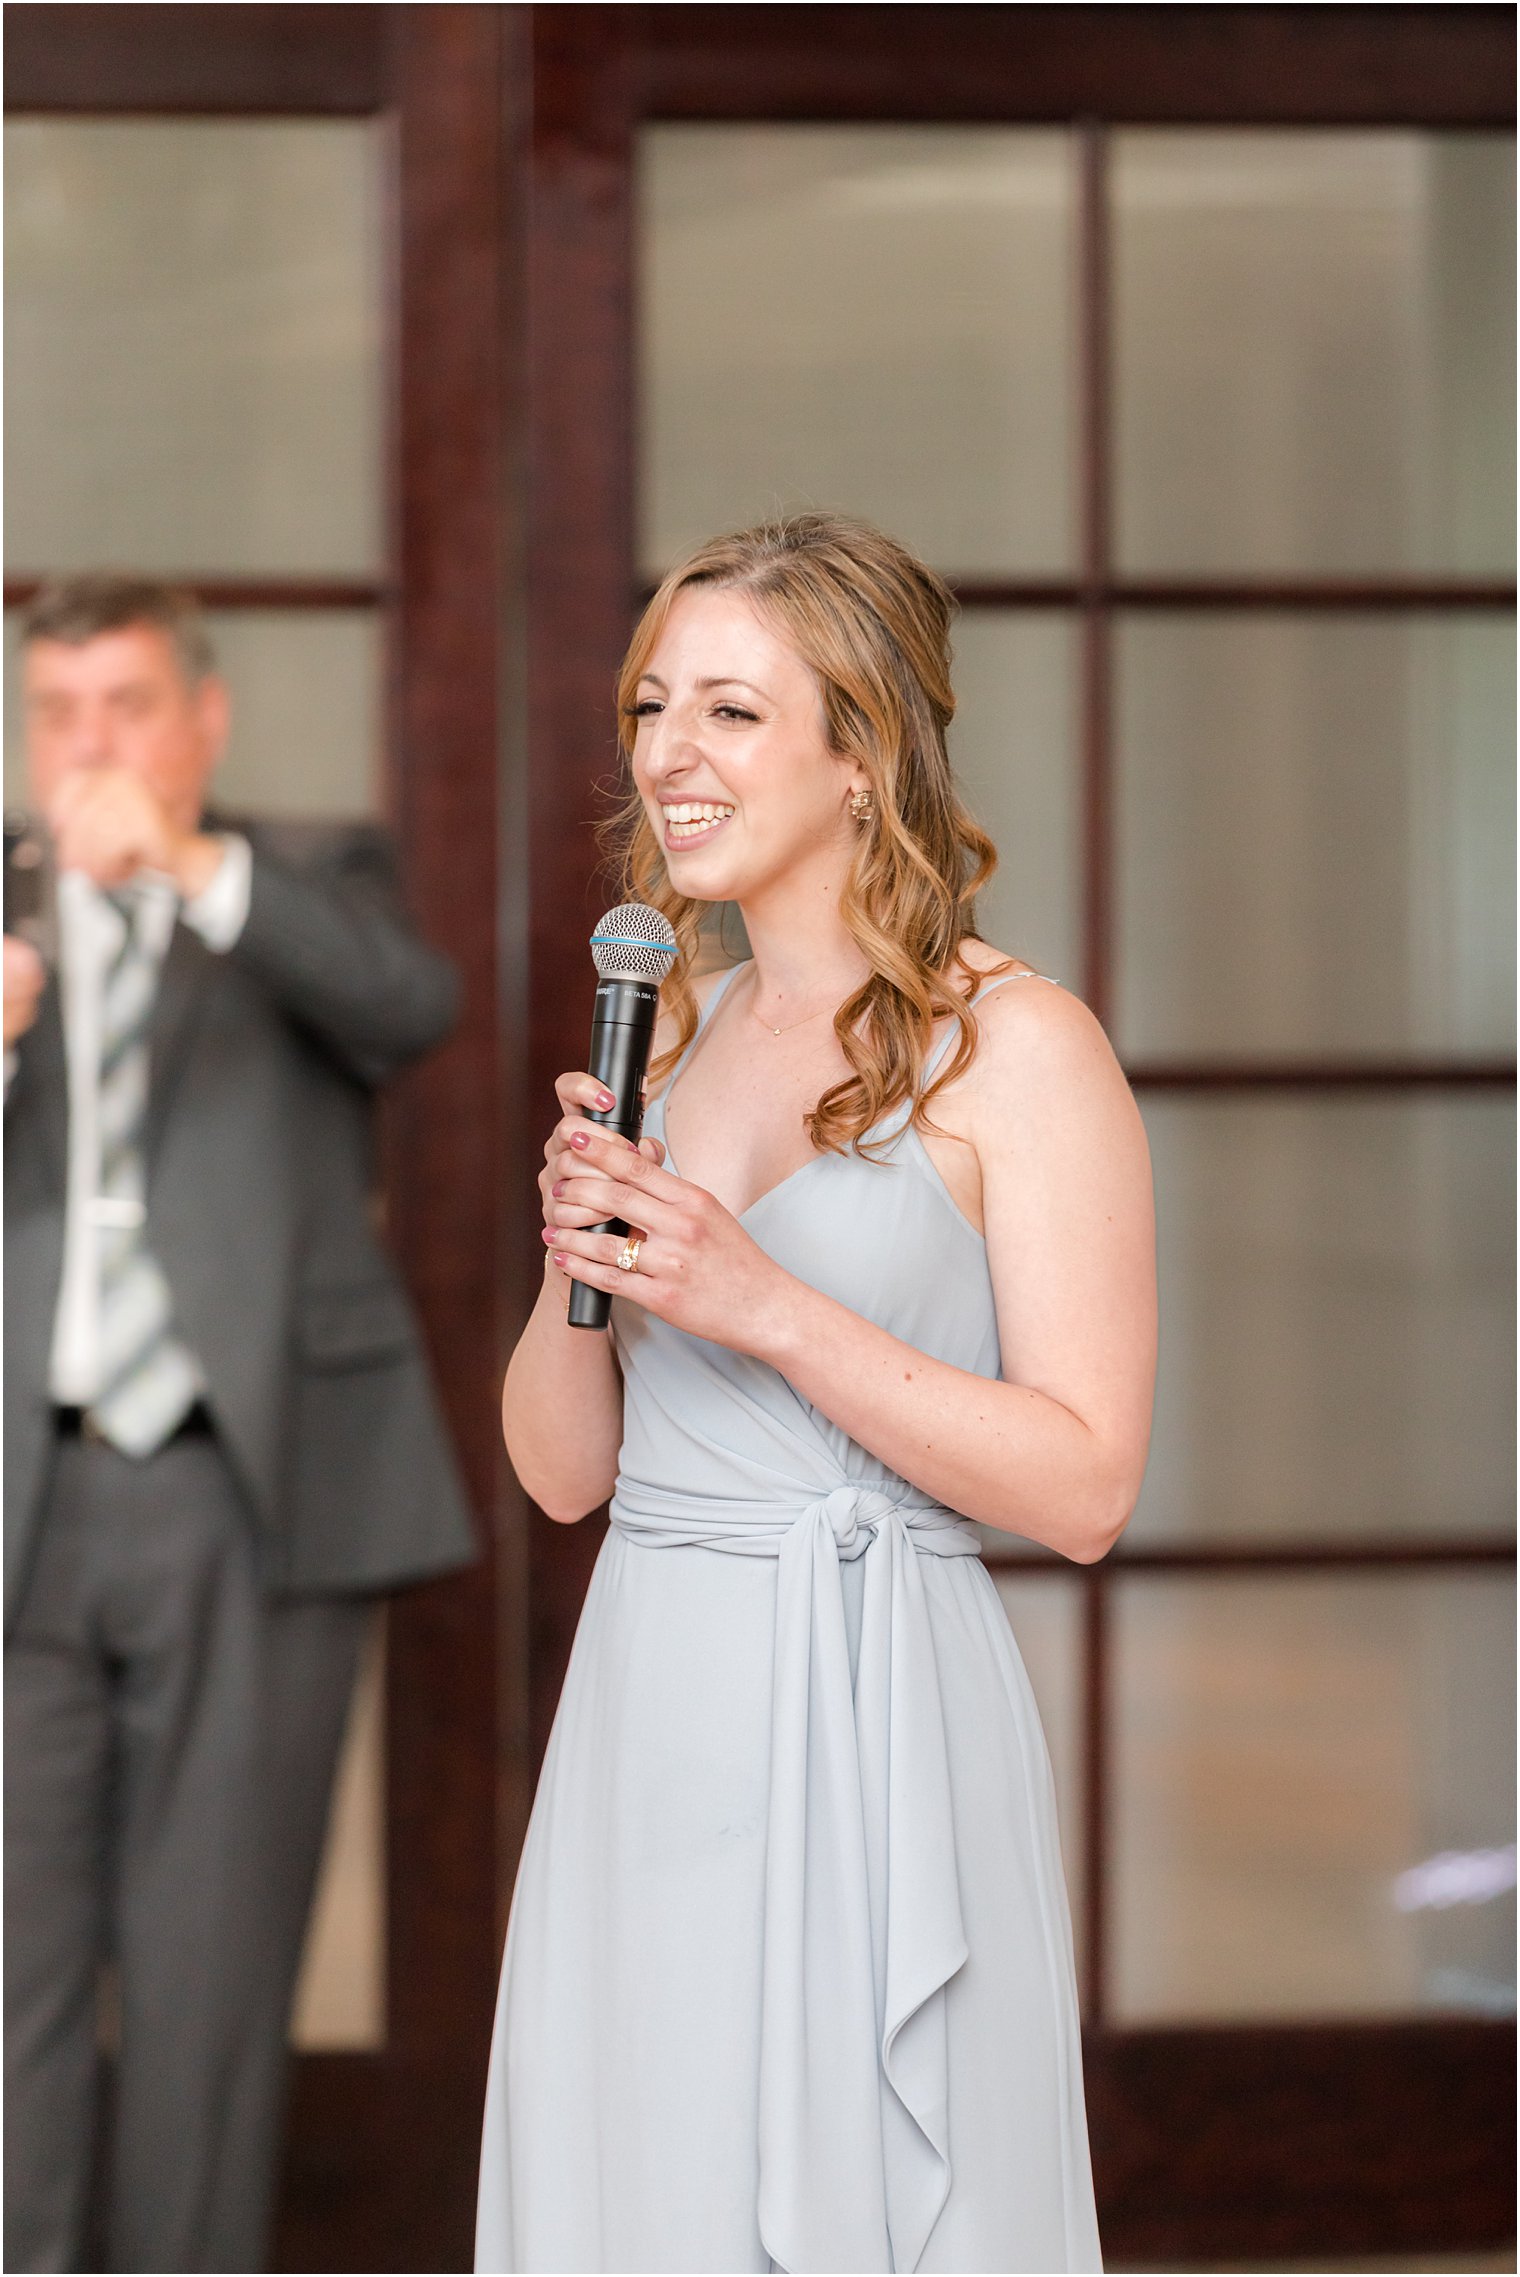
[513, 7, 639, 1776]
[635, 3, 1516, 127]
[283, 9, 515, 2269]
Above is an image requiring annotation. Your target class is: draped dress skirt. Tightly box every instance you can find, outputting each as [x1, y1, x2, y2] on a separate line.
[475, 968, 1103, 2274]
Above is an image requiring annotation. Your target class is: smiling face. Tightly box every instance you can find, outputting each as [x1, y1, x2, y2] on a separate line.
[628, 584, 867, 908]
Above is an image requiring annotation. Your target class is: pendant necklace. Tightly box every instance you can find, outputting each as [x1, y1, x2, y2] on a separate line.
[752, 1004, 833, 1038]
[747, 975, 836, 1039]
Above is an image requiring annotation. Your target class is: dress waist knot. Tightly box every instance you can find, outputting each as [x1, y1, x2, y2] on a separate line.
[610, 1472, 981, 1563]
[610, 1470, 980, 2272]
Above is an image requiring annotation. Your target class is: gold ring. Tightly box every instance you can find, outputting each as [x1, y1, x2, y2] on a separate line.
[616, 1233, 644, 1274]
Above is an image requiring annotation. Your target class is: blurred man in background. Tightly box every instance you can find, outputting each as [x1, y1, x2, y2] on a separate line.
[3, 576, 478, 2273]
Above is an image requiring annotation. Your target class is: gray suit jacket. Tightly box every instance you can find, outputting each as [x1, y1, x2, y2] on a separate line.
[4, 816, 479, 1630]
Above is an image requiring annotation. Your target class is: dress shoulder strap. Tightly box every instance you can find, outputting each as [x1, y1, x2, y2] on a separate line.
[922, 966, 1060, 1086]
[974, 966, 1061, 999]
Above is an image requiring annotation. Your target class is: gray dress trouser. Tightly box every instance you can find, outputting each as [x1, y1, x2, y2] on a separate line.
[4, 1421, 367, 2274]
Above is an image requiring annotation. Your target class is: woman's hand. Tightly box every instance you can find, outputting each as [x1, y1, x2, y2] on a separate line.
[540, 1071, 668, 1239]
[544, 1118, 796, 1353]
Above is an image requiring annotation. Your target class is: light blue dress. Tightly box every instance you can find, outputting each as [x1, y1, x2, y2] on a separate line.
[475, 965, 1103, 2275]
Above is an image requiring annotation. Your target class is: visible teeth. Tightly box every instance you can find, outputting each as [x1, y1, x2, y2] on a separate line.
[664, 801, 735, 832]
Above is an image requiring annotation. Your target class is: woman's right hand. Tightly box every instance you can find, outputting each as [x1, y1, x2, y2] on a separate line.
[541, 1071, 667, 1242]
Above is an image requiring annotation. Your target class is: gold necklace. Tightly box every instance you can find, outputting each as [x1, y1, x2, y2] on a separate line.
[751, 1004, 833, 1038]
[746, 975, 836, 1038]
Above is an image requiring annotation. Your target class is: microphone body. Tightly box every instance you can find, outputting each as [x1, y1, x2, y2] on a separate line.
[581, 977, 659, 1138]
[567, 977, 660, 1332]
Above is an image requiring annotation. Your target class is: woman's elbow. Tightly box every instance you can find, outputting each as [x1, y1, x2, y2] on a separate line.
[509, 1471, 605, 1525]
[501, 1429, 612, 1525]
[532, 1466, 616, 1525]
[1071, 1464, 1143, 1564]
[1069, 1516, 1122, 1565]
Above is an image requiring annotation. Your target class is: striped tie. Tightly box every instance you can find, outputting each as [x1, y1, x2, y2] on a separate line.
[88, 891, 204, 1455]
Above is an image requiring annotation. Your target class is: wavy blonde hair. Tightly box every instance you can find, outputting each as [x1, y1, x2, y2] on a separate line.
[606, 513, 1012, 1157]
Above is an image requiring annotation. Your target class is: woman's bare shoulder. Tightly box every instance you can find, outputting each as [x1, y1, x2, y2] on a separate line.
[918, 946, 1133, 1221]
[961, 943, 1137, 1135]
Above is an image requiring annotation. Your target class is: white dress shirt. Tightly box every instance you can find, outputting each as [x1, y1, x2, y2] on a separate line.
[36, 834, 253, 1404]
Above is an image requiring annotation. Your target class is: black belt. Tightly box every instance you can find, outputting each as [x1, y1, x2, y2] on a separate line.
[54, 1399, 215, 1444]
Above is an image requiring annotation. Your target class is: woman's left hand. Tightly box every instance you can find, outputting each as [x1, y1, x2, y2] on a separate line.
[545, 1127, 794, 1354]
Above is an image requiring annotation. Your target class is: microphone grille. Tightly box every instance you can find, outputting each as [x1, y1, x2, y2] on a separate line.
[590, 902, 679, 982]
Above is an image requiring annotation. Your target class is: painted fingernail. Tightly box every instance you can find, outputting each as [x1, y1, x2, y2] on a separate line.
[570, 1130, 590, 1150]
[542, 1227, 555, 1243]
[551, 1181, 565, 1198]
[596, 1091, 616, 1110]
[552, 1252, 567, 1268]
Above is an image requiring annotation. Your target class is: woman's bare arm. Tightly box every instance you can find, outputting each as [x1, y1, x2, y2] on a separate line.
[761, 982, 1157, 1558]
[502, 1255, 627, 1522]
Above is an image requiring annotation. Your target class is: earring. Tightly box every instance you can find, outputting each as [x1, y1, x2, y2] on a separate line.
[849, 786, 874, 825]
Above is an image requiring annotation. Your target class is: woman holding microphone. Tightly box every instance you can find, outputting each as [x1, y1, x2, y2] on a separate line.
[476, 514, 1156, 2275]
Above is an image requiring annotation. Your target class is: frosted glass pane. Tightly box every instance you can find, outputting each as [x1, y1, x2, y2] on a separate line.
[292, 1611, 386, 2050]
[1115, 615, 1516, 1058]
[6, 120, 383, 576]
[640, 127, 1077, 578]
[949, 613, 1081, 988]
[1115, 132, 1517, 575]
[207, 614, 382, 819]
[993, 1575, 1086, 1997]
[5, 610, 382, 820]
[1132, 1095, 1514, 1545]
[1112, 1572, 1516, 2021]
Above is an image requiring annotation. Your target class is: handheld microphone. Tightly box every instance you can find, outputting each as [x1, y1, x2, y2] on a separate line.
[567, 902, 679, 1331]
